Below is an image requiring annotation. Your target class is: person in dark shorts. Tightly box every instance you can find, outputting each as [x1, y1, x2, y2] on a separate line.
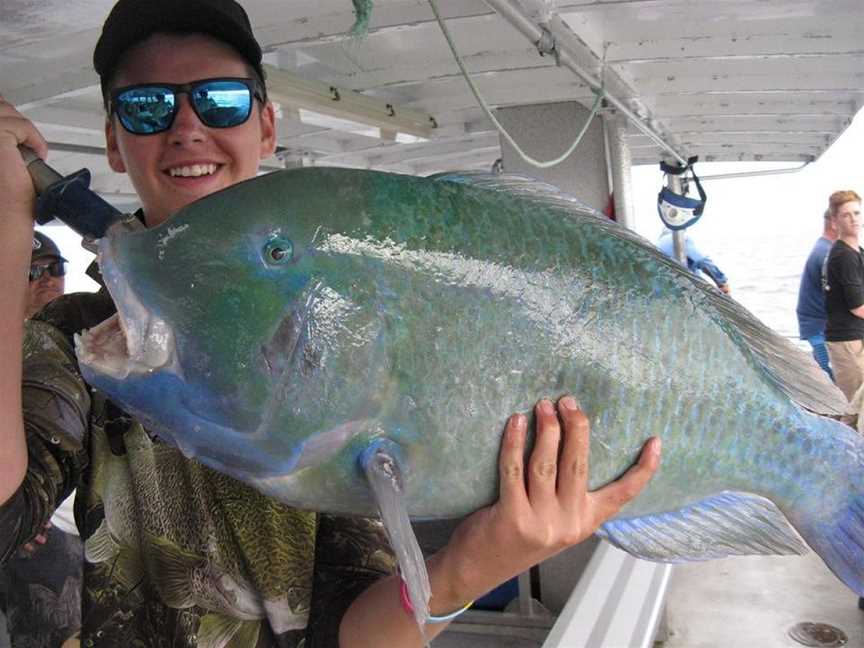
[796, 209, 838, 379]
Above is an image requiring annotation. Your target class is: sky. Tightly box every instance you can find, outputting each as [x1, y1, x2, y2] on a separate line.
[628, 108, 864, 339]
[630, 109, 864, 245]
[39, 108, 864, 333]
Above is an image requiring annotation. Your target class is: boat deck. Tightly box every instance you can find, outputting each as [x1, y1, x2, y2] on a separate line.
[434, 550, 864, 648]
[660, 552, 863, 648]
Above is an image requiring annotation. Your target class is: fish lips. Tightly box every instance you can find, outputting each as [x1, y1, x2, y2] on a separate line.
[75, 231, 180, 380]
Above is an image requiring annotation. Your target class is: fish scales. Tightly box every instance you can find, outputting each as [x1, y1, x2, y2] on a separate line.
[75, 168, 864, 595]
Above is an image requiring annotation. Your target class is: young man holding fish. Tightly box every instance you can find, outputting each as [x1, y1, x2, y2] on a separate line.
[0, 1, 660, 645]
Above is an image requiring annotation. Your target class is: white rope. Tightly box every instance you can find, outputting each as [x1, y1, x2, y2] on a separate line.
[428, 0, 604, 169]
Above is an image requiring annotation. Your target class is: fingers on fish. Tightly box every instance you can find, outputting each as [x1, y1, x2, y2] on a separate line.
[499, 414, 527, 490]
[592, 437, 661, 523]
[528, 400, 562, 502]
[557, 396, 590, 499]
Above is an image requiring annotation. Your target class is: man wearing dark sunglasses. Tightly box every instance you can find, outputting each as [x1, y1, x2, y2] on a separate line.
[0, 229, 83, 648]
[0, 1, 658, 646]
[25, 231, 67, 319]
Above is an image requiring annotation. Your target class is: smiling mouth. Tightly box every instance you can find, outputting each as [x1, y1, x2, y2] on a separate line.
[167, 163, 219, 178]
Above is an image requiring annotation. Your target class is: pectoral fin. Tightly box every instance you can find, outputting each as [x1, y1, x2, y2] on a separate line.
[597, 491, 808, 562]
[360, 438, 432, 632]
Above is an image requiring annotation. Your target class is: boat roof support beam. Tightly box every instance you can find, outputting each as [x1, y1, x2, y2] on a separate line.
[483, 0, 689, 166]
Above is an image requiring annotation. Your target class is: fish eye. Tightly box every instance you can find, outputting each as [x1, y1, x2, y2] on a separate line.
[263, 238, 294, 265]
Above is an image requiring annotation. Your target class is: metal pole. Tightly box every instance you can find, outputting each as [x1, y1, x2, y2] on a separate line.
[606, 113, 635, 230]
[667, 173, 687, 265]
[483, 0, 688, 165]
[699, 161, 811, 181]
[517, 571, 534, 615]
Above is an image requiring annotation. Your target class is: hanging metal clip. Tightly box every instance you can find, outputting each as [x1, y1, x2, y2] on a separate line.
[535, 26, 559, 65]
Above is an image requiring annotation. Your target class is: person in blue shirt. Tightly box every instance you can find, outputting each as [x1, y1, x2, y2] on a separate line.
[796, 209, 838, 380]
[657, 229, 731, 294]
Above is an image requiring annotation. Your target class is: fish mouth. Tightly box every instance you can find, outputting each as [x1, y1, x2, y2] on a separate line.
[75, 234, 179, 380]
[75, 312, 177, 380]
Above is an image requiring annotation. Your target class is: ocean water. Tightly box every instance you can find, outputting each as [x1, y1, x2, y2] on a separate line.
[629, 167, 858, 352]
[707, 226, 815, 345]
[629, 111, 864, 349]
[639, 222, 817, 346]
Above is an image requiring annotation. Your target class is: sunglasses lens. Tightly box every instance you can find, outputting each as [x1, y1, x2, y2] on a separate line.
[50, 261, 66, 277]
[116, 87, 177, 134]
[192, 80, 253, 128]
[29, 261, 64, 281]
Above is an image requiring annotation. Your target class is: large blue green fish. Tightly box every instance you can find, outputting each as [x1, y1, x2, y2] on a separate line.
[76, 168, 864, 599]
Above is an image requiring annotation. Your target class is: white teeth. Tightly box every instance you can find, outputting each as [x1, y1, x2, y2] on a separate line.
[169, 163, 217, 177]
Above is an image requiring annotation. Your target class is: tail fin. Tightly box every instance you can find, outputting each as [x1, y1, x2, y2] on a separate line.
[797, 494, 864, 595]
[785, 414, 864, 595]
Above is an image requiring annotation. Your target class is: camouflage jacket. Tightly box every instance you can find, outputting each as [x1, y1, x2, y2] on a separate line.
[0, 288, 395, 647]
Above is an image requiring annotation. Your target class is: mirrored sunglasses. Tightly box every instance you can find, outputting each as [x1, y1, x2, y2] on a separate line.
[29, 260, 66, 282]
[110, 77, 265, 135]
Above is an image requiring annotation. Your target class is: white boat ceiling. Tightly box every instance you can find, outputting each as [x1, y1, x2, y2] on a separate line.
[2, 0, 862, 197]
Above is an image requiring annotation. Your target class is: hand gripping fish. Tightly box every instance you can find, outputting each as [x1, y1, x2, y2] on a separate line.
[75, 168, 864, 626]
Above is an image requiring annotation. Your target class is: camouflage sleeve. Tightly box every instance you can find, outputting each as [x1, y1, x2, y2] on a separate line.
[305, 514, 396, 647]
[0, 319, 90, 564]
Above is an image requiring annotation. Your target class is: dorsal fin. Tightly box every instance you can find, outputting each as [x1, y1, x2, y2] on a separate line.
[429, 171, 849, 416]
[703, 278, 849, 415]
[428, 171, 600, 216]
[598, 492, 808, 562]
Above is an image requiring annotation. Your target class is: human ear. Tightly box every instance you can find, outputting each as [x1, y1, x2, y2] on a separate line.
[105, 117, 127, 173]
[258, 100, 277, 161]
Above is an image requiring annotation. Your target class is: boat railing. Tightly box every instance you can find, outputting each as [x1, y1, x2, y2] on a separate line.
[438, 535, 672, 647]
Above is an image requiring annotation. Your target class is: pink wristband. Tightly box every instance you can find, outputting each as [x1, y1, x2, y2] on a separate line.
[399, 577, 416, 614]
[399, 578, 474, 623]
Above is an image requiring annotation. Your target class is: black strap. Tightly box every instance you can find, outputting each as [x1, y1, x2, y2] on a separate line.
[688, 164, 707, 216]
[659, 155, 699, 176]
[658, 156, 707, 216]
[104, 400, 132, 457]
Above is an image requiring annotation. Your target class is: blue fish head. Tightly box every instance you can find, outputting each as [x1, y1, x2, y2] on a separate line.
[75, 169, 390, 483]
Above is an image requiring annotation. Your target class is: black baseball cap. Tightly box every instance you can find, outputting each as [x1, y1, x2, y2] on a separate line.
[32, 231, 67, 263]
[93, 0, 266, 101]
